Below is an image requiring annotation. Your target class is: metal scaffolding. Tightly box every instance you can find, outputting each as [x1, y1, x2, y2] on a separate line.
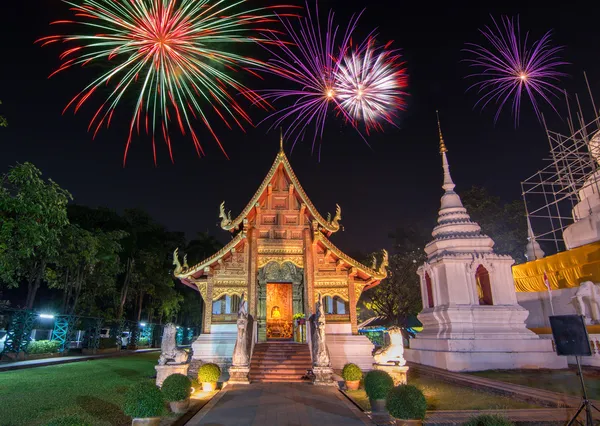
[521, 90, 600, 254]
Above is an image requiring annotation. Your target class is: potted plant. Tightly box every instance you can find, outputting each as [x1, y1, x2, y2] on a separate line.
[463, 414, 514, 426]
[386, 385, 427, 425]
[364, 370, 394, 413]
[198, 363, 221, 391]
[123, 381, 166, 425]
[341, 363, 362, 390]
[162, 373, 192, 413]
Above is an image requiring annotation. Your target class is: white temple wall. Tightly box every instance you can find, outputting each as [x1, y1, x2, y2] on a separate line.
[517, 288, 580, 328]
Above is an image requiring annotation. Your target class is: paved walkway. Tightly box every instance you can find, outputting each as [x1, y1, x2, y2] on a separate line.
[185, 383, 374, 426]
[0, 348, 159, 372]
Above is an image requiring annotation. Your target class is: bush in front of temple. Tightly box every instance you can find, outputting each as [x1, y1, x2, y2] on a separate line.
[198, 363, 221, 391]
[342, 363, 363, 390]
[123, 381, 166, 421]
[463, 414, 514, 426]
[364, 370, 394, 412]
[162, 373, 192, 402]
[386, 385, 427, 422]
[27, 340, 60, 354]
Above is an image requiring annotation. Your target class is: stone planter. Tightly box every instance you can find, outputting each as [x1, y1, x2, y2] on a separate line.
[25, 353, 61, 360]
[369, 398, 387, 413]
[131, 418, 160, 426]
[394, 420, 422, 426]
[345, 380, 360, 390]
[169, 398, 190, 414]
[202, 382, 217, 392]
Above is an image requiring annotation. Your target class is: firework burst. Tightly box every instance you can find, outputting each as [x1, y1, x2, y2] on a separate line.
[335, 39, 408, 134]
[257, 1, 363, 154]
[464, 15, 568, 124]
[38, 0, 289, 164]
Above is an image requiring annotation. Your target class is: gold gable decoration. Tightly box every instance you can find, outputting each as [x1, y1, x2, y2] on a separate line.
[513, 241, 600, 292]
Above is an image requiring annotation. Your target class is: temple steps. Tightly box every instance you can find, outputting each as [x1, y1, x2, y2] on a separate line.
[249, 342, 312, 383]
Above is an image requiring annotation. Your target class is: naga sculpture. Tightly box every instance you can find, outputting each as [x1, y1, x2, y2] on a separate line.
[232, 293, 250, 367]
[374, 326, 406, 366]
[183, 254, 189, 270]
[326, 204, 342, 231]
[158, 323, 190, 365]
[311, 293, 331, 367]
[219, 201, 233, 230]
[173, 248, 183, 276]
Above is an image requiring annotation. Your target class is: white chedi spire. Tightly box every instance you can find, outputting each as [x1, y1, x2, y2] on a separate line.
[425, 113, 494, 258]
[525, 216, 545, 261]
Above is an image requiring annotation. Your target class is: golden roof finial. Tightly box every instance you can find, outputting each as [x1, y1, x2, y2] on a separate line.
[436, 110, 448, 154]
[279, 127, 284, 153]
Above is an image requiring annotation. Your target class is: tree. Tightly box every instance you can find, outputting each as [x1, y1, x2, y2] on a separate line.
[186, 232, 222, 265]
[460, 186, 528, 264]
[0, 163, 72, 308]
[0, 100, 7, 127]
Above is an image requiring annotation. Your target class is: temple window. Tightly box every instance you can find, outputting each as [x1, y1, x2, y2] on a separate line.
[323, 296, 348, 314]
[425, 272, 434, 308]
[212, 294, 241, 314]
[475, 265, 493, 306]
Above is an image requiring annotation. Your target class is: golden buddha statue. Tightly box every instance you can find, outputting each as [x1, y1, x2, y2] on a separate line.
[271, 305, 281, 319]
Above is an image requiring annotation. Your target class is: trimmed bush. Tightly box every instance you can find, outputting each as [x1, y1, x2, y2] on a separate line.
[364, 370, 394, 400]
[463, 414, 515, 426]
[123, 381, 166, 418]
[162, 373, 192, 402]
[386, 385, 427, 420]
[44, 416, 92, 426]
[98, 337, 117, 349]
[342, 363, 363, 381]
[198, 363, 221, 383]
[27, 340, 60, 354]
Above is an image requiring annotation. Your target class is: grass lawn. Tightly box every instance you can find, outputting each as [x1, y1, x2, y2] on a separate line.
[345, 370, 539, 412]
[471, 367, 600, 400]
[0, 352, 165, 426]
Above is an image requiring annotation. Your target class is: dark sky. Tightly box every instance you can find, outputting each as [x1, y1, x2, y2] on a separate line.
[2, 0, 600, 255]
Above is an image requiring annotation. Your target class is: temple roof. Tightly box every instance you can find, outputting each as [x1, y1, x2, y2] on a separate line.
[219, 143, 341, 235]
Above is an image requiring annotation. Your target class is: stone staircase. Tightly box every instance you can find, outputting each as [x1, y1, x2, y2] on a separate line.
[249, 342, 312, 383]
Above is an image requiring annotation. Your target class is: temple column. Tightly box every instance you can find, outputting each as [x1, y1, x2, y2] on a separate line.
[303, 226, 316, 316]
[348, 273, 358, 335]
[203, 269, 213, 334]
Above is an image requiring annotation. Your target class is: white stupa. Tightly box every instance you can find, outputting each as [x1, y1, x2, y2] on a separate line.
[525, 217, 545, 261]
[403, 117, 565, 371]
[563, 131, 600, 249]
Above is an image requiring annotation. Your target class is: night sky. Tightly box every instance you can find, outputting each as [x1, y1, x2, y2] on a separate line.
[2, 0, 600, 255]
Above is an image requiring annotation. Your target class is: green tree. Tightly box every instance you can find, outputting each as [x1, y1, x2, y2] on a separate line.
[186, 232, 222, 265]
[0, 163, 72, 308]
[460, 186, 527, 264]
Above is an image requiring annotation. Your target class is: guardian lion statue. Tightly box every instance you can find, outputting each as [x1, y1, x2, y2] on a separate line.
[158, 323, 190, 365]
[374, 326, 406, 366]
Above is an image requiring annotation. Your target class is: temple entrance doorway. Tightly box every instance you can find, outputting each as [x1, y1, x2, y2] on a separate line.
[266, 283, 293, 340]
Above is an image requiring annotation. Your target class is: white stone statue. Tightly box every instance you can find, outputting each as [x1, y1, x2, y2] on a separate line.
[158, 323, 189, 365]
[312, 293, 331, 368]
[572, 281, 600, 322]
[374, 326, 406, 366]
[232, 293, 250, 367]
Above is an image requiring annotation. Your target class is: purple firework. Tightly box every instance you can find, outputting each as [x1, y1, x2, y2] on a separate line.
[464, 16, 568, 124]
[258, 1, 364, 154]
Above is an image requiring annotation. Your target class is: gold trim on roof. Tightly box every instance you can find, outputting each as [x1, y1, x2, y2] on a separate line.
[175, 232, 246, 279]
[315, 233, 387, 281]
[219, 149, 341, 234]
[436, 110, 448, 154]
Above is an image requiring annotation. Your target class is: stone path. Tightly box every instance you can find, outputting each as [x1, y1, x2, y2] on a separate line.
[408, 362, 594, 408]
[0, 348, 159, 372]
[185, 383, 374, 426]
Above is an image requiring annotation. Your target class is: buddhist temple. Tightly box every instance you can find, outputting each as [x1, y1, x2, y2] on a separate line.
[173, 137, 387, 371]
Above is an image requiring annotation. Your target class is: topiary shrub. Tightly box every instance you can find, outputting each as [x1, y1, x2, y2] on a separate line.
[162, 373, 192, 402]
[386, 385, 427, 420]
[27, 340, 60, 354]
[364, 370, 394, 400]
[463, 414, 515, 426]
[342, 363, 363, 381]
[123, 381, 166, 419]
[44, 416, 93, 426]
[198, 363, 221, 383]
